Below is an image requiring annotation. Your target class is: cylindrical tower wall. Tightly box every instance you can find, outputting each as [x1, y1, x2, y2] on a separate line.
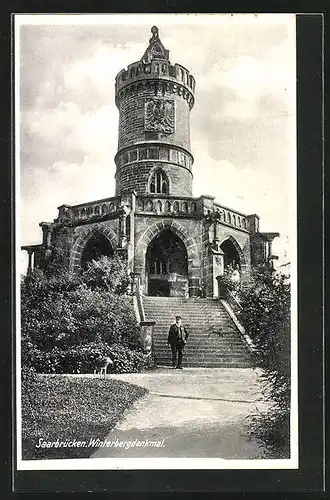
[114, 40, 195, 197]
[115, 161, 193, 197]
[116, 80, 192, 152]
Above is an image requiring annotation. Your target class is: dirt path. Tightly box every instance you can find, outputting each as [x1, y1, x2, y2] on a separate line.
[91, 367, 268, 459]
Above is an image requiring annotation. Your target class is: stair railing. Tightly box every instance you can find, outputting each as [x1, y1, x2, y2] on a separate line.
[219, 284, 256, 355]
[131, 273, 155, 362]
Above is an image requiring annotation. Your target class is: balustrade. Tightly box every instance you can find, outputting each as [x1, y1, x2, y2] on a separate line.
[213, 203, 248, 231]
[57, 197, 119, 223]
[136, 196, 199, 216]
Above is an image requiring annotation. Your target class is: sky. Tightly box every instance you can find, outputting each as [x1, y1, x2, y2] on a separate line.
[17, 14, 296, 273]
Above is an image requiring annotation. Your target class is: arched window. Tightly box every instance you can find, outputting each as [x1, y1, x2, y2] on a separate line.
[164, 201, 171, 212]
[146, 200, 153, 211]
[137, 199, 144, 211]
[173, 201, 179, 212]
[150, 169, 169, 194]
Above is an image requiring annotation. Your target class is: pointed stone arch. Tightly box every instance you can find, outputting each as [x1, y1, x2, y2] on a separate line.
[135, 219, 201, 296]
[219, 235, 247, 271]
[70, 224, 118, 272]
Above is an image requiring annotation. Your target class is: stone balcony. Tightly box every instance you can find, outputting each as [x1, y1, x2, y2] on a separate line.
[56, 196, 120, 224]
[213, 202, 249, 231]
[54, 193, 250, 233]
[135, 194, 249, 232]
[135, 194, 200, 217]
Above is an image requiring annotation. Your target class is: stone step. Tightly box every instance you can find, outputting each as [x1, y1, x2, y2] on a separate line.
[154, 339, 247, 349]
[156, 361, 254, 368]
[143, 296, 252, 368]
[156, 349, 251, 355]
[155, 355, 251, 361]
[153, 338, 246, 344]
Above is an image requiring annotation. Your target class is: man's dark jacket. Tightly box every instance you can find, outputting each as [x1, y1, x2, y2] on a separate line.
[167, 324, 189, 346]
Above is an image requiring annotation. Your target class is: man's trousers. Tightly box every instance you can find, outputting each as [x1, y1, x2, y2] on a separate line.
[170, 343, 184, 368]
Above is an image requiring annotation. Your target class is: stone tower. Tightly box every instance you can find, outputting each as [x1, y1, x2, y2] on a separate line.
[114, 26, 195, 197]
[22, 26, 279, 299]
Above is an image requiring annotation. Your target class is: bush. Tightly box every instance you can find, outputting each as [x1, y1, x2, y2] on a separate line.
[28, 343, 150, 374]
[217, 265, 241, 298]
[237, 264, 291, 457]
[81, 255, 131, 294]
[20, 256, 149, 374]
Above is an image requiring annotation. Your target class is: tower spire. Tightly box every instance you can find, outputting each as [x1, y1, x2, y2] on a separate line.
[141, 26, 169, 63]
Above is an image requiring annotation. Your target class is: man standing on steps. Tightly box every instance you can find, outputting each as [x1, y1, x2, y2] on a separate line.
[167, 316, 189, 369]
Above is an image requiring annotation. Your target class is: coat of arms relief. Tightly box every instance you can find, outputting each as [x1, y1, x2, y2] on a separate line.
[145, 98, 175, 134]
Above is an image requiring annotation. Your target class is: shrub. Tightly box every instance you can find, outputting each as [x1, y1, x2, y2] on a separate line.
[28, 343, 150, 374]
[20, 255, 149, 374]
[81, 255, 131, 294]
[237, 264, 291, 457]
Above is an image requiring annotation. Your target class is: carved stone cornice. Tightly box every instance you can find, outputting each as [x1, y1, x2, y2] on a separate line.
[115, 78, 195, 109]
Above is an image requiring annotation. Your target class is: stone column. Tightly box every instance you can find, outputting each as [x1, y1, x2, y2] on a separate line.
[130, 272, 141, 294]
[212, 250, 224, 298]
[140, 321, 155, 355]
[127, 191, 136, 274]
[212, 220, 221, 252]
[27, 250, 33, 272]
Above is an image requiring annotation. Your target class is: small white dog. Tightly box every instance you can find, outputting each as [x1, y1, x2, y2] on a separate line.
[93, 356, 113, 376]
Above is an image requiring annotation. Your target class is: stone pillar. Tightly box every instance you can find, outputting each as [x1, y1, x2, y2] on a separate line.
[140, 321, 155, 354]
[246, 214, 260, 234]
[118, 207, 130, 249]
[199, 195, 214, 216]
[212, 251, 224, 298]
[130, 272, 141, 294]
[267, 239, 273, 259]
[27, 250, 33, 272]
[212, 220, 221, 252]
[127, 191, 136, 274]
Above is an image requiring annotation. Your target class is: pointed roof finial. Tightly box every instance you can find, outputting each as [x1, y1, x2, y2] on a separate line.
[141, 25, 169, 63]
[150, 26, 159, 40]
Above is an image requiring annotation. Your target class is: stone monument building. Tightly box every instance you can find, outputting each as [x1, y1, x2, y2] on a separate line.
[22, 26, 278, 299]
[22, 27, 279, 366]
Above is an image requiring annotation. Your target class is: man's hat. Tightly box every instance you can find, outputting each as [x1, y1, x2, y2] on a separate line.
[175, 315, 182, 320]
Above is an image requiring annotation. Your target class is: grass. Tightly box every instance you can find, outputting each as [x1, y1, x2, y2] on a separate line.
[21, 374, 148, 460]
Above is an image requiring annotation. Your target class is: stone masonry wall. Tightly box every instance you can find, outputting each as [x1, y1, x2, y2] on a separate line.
[117, 86, 191, 152]
[115, 161, 192, 197]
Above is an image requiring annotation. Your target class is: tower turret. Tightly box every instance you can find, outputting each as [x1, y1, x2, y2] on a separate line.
[114, 26, 195, 197]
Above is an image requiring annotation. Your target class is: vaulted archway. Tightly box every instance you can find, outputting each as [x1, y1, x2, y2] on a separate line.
[220, 238, 241, 270]
[70, 224, 118, 272]
[80, 233, 114, 269]
[146, 229, 188, 297]
[135, 220, 201, 297]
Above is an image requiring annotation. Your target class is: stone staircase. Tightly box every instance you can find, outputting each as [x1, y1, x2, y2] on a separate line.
[142, 297, 253, 368]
